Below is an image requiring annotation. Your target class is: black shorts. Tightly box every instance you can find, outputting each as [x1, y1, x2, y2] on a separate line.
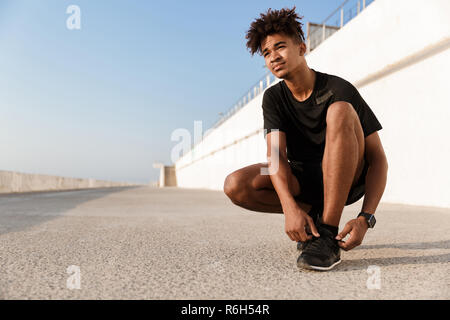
[288, 158, 369, 208]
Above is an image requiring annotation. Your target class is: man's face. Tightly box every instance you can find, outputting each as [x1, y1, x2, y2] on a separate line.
[261, 32, 305, 79]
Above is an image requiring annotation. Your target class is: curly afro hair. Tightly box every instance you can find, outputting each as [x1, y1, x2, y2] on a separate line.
[245, 7, 305, 56]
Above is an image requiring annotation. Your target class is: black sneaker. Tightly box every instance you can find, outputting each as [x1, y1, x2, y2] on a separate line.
[297, 240, 308, 251]
[297, 224, 341, 271]
[296, 204, 323, 252]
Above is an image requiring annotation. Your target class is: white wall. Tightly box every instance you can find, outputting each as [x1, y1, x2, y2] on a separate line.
[175, 0, 450, 208]
[305, 0, 450, 208]
[175, 90, 271, 190]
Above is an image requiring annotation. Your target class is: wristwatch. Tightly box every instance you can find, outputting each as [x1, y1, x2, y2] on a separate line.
[357, 212, 376, 228]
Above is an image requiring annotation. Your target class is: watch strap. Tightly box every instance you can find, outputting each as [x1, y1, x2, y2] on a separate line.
[357, 212, 376, 228]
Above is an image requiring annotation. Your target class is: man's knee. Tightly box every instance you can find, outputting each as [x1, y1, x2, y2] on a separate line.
[223, 172, 248, 205]
[326, 101, 357, 131]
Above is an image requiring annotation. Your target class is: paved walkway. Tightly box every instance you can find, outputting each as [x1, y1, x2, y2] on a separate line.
[0, 186, 448, 299]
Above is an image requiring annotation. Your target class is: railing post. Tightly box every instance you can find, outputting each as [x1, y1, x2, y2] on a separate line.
[340, 7, 344, 28]
[259, 80, 263, 93]
[357, 1, 360, 14]
[266, 74, 271, 87]
[322, 23, 325, 41]
[363, 0, 366, 9]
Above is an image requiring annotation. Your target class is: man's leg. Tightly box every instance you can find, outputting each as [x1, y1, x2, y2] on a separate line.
[321, 102, 365, 227]
[223, 162, 312, 214]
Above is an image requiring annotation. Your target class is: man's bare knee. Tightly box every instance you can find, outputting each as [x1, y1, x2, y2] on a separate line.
[223, 172, 249, 205]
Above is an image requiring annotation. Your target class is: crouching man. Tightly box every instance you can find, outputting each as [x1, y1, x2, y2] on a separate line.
[224, 7, 388, 271]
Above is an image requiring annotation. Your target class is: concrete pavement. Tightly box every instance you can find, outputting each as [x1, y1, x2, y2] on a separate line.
[0, 186, 448, 299]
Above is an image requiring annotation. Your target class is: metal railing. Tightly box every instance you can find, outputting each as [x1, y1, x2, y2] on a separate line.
[186, 0, 375, 156]
[306, 0, 375, 53]
[209, 72, 278, 130]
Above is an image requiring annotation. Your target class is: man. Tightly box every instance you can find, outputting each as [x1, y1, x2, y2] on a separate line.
[223, 7, 388, 271]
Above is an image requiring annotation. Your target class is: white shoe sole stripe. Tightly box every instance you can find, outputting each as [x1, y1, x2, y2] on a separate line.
[299, 259, 342, 271]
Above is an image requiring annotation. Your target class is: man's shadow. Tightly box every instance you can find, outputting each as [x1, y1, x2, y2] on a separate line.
[332, 239, 450, 272]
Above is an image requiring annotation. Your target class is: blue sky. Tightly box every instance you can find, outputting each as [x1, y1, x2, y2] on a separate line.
[0, 0, 347, 184]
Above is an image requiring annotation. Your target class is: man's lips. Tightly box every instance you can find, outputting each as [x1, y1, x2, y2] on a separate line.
[273, 63, 285, 71]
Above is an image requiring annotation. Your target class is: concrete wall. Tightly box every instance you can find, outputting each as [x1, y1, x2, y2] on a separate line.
[163, 166, 177, 187]
[175, 0, 450, 208]
[305, 0, 450, 208]
[175, 89, 273, 190]
[152, 164, 177, 187]
[0, 170, 136, 194]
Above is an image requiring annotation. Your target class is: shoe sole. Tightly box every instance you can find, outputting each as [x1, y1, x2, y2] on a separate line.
[297, 258, 342, 271]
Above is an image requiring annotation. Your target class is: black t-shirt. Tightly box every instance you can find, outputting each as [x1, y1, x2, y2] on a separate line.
[262, 69, 382, 163]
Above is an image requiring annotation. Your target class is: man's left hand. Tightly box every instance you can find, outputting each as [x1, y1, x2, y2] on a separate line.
[335, 217, 369, 251]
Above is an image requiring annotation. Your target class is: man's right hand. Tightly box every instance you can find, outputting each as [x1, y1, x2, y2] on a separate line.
[284, 207, 320, 242]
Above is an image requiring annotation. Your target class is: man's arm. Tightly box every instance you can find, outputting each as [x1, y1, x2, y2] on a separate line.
[266, 130, 319, 242]
[361, 132, 388, 215]
[265, 130, 298, 212]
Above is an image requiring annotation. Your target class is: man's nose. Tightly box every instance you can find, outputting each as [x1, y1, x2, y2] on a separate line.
[270, 52, 281, 63]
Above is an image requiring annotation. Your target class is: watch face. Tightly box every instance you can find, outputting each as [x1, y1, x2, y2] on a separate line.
[368, 215, 376, 228]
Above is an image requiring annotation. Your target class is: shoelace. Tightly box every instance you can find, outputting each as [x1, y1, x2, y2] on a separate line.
[303, 232, 337, 256]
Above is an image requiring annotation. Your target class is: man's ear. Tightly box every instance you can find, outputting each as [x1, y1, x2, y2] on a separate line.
[299, 41, 306, 56]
